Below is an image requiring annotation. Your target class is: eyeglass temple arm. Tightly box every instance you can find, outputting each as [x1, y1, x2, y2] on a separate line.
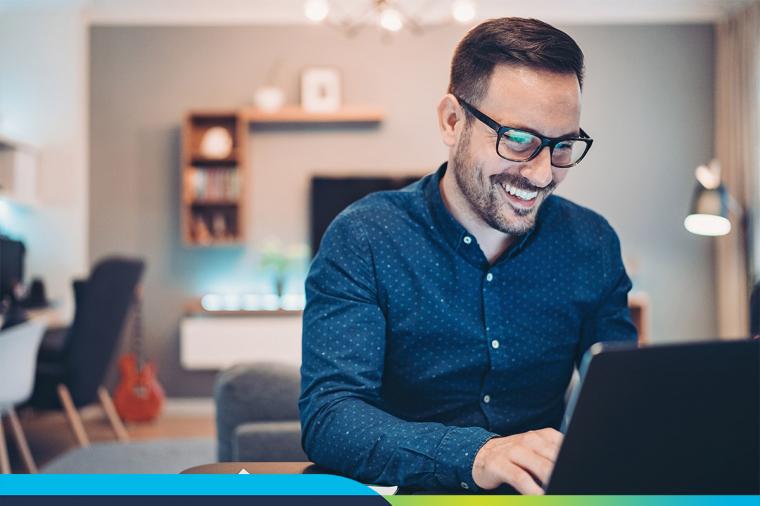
[457, 98, 502, 132]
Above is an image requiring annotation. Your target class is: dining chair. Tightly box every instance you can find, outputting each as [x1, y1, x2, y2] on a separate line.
[0, 319, 46, 473]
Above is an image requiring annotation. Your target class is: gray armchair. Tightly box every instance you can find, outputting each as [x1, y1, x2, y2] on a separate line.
[214, 362, 306, 462]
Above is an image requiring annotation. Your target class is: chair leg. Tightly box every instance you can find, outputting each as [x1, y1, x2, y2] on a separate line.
[97, 387, 129, 442]
[0, 415, 10, 474]
[56, 384, 90, 447]
[7, 408, 37, 473]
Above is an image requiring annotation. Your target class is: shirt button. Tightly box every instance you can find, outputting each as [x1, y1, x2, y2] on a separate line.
[460, 482, 469, 490]
[483, 394, 491, 404]
[463, 236, 472, 245]
[486, 273, 493, 282]
[491, 339, 500, 349]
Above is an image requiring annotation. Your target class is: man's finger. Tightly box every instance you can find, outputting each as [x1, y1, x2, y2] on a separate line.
[534, 428, 564, 446]
[522, 431, 562, 462]
[509, 445, 554, 486]
[501, 462, 544, 495]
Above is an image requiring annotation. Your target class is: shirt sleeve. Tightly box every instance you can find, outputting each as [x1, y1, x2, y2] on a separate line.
[576, 221, 639, 366]
[299, 210, 496, 491]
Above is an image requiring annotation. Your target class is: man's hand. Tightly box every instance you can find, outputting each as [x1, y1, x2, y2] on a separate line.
[472, 428, 563, 495]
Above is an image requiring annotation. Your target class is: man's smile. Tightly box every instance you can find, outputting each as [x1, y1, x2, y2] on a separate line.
[499, 181, 539, 210]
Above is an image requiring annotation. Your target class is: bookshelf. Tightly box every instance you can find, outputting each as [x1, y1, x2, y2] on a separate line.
[181, 111, 247, 246]
[180, 106, 385, 247]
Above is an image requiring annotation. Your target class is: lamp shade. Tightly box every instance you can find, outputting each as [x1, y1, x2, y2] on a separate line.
[684, 183, 731, 236]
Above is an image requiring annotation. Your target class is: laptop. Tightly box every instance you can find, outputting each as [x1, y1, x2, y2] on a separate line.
[545, 338, 760, 494]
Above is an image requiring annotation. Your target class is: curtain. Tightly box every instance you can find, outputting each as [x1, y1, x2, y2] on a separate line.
[714, 0, 760, 338]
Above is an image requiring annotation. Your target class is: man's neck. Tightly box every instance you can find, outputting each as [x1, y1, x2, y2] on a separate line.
[439, 170, 515, 264]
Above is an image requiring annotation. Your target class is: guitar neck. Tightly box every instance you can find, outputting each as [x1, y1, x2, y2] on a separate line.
[132, 292, 145, 371]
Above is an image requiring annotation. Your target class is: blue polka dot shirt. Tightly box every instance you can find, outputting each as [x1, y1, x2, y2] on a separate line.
[299, 162, 637, 492]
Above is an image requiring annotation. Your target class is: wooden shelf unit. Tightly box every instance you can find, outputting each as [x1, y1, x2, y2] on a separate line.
[181, 111, 247, 246]
[242, 106, 384, 124]
[180, 105, 384, 247]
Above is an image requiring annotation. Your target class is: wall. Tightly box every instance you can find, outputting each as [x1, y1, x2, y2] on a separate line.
[90, 24, 716, 396]
[0, 5, 89, 319]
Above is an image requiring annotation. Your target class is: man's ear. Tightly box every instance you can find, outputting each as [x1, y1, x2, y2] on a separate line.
[437, 94, 464, 148]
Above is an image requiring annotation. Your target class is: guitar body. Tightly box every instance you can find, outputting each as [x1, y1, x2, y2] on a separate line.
[114, 353, 165, 422]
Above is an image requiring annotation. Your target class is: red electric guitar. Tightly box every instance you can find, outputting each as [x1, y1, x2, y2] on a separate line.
[114, 292, 165, 422]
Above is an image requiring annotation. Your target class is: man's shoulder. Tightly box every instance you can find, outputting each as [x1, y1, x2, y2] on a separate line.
[542, 194, 618, 240]
[335, 177, 427, 225]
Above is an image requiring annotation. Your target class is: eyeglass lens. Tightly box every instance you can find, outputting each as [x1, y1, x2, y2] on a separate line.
[497, 129, 587, 167]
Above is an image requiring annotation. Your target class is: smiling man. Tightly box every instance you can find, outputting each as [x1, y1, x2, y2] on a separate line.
[299, 17, 637, 494]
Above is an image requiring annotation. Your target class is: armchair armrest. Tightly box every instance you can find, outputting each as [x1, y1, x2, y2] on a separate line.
[234, 421, 306, 461]
[214, 362, 301, 461]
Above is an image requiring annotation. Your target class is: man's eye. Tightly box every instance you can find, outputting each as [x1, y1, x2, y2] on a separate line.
[501, 130, 539, 154]
[505, 131, 534, 145]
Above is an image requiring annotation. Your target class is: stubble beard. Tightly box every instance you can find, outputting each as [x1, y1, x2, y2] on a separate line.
[451, 126, 556, 235]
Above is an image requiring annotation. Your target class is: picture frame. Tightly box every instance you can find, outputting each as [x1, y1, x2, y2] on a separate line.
[301, 67, 341, 112]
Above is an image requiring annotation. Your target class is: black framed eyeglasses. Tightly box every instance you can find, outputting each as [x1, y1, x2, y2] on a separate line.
[456, 96, 593, 168]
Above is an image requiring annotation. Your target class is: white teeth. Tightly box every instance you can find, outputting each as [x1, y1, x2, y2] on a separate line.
[502, 183, 538, 201]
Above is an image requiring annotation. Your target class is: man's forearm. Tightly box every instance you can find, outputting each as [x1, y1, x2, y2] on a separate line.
[300, 391, 496, 490]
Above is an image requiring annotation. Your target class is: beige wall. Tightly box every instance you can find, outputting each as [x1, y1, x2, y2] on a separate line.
[0, 6, 89, 319]
[90, 24, 716, 395]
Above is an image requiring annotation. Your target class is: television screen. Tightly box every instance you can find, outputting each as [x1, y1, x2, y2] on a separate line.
[310, 175, 421, 256]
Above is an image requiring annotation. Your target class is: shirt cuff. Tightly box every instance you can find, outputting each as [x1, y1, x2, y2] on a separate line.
[433, 426, 498, 492]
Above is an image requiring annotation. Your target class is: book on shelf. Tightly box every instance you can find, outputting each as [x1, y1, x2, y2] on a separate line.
[188, 167, 240, 202]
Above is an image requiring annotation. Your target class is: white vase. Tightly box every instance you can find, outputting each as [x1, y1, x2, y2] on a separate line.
[254, 86, 285, 112]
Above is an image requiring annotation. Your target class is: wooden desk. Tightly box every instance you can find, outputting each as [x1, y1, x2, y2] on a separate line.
[182, 462, 317, 474]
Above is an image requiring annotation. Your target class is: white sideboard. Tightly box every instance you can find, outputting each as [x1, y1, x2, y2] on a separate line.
[180, 313, 302, 370]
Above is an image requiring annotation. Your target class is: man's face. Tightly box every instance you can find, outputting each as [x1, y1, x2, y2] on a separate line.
[451, 65, 582, 234]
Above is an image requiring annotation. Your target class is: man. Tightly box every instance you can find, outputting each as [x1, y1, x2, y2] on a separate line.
[299, 17, 637, 494]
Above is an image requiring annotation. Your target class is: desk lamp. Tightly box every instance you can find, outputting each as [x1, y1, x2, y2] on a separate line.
[684, 159, 734, 236]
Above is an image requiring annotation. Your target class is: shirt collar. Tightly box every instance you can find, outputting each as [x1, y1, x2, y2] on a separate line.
[422, 162, 550, 265]
[423, 163, 470, 254]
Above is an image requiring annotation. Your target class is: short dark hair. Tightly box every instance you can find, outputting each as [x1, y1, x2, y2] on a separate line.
[448, 17, 585, 106]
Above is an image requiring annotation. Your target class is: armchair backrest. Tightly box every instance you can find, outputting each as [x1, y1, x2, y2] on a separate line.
[64, 257, 144, 407]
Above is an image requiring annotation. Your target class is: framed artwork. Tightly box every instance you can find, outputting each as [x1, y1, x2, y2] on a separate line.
[301, 67, 341, 112]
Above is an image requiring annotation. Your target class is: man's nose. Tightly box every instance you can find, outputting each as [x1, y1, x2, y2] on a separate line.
[519, 147, 553, 189]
